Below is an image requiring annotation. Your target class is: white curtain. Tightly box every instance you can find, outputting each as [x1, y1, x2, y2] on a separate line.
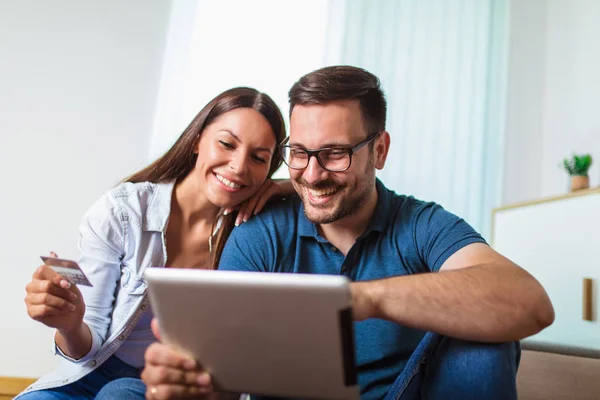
[325, 0, 510, 238]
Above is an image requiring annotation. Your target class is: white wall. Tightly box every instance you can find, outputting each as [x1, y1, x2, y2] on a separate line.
[0, 0, 171, 377]
[504, 0, 600, 204]
[149, 0, 333, 179]
[542, 0, 600, 196]
[503, 0, 547, 205]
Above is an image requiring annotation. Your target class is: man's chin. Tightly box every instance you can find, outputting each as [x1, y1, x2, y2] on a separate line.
[303, 204, 339, 224]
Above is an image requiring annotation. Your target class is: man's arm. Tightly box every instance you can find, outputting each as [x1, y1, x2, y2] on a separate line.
[352, 242, 555, 342]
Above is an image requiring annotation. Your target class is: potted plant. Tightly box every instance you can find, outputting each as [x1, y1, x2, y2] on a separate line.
[562, 153, 593, 191]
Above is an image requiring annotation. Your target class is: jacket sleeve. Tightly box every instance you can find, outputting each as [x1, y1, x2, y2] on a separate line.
[54, 189, 124, 363]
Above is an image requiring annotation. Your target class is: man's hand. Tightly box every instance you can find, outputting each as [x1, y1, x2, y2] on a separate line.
[349, 281, 379, 321]
[142, 318, 216, 399]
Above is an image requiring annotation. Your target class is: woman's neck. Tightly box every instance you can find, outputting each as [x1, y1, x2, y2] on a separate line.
[172, 174, 221, 228]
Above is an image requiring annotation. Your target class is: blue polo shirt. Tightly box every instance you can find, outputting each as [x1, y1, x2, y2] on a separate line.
[219, 179, 485, 400]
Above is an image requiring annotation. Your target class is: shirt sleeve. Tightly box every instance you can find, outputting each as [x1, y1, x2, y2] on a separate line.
[54, 190, 124, 363]
[413, 202, 487, 272]
[217, 216, 275, 273]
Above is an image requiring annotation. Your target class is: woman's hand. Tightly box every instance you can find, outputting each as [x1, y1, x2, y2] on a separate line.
[226, 179, 295, 226]
[24, 252, 86, 333]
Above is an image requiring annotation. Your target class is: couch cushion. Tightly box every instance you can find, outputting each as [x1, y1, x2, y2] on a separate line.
[517, 346, 600, 400]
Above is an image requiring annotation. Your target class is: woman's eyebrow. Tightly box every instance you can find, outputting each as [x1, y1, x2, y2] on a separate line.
[219, 129, 273, 154]
[219, 129, 241, 142]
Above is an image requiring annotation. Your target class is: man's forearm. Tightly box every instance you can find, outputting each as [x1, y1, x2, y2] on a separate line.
[55, 321, 93, 360]
[357, 264, 554, 342]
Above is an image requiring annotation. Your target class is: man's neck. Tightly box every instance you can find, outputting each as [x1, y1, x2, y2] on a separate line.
[317, 188, 379, 255]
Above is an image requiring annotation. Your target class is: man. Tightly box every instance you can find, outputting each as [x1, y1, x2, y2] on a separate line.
[140, 66, 554, 399]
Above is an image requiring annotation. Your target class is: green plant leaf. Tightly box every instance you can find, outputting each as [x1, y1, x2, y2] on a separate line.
[562, 153, 592, 176]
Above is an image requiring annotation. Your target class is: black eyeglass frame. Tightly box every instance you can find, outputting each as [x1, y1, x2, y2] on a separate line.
[280, 131, 381, 172]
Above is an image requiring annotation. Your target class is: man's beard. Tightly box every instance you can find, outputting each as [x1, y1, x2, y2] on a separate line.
[297, 157, 375, 224]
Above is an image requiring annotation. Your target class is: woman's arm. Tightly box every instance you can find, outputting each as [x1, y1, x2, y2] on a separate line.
[25, 190, 125, 361]
[55, 317, 92, 360]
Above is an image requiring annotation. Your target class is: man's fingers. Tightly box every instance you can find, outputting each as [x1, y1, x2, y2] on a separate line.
[142, 343, 214, 400]
[141, 364, 208, 388]
[151, 318, 162, 341]
[145, 383, 213, 400]
[145, 342, 198, 371]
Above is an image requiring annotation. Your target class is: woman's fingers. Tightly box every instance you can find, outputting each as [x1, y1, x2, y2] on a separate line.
[236, 180, 274, 225]
[26, 274, 77, 302]
[252, 184, 277, 215]
[27, 291, 75, 310]
[25, 279, 77, 321]
[33, 263, 71, 288]
[26, 303, 72, 320]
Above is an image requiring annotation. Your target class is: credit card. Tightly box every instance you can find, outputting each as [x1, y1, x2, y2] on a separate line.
[40, 256, 93, 287]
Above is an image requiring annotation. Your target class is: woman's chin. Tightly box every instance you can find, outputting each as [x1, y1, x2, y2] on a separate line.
[206, 193, 242, 211]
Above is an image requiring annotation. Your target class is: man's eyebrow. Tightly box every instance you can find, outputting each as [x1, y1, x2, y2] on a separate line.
[288, 141, 352, 149]
[219, 129, 273, 154]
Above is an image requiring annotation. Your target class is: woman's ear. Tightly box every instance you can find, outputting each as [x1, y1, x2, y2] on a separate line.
[192, 134, 202, 155]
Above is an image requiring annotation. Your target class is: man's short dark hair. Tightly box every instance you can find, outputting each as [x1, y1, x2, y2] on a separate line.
[288, 65, 387, 135]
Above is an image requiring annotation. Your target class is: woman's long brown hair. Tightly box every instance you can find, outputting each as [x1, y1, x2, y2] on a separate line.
[124, 87, 286, 268]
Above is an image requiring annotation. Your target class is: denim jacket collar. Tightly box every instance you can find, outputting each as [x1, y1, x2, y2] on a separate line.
[143, 180, 175, 232]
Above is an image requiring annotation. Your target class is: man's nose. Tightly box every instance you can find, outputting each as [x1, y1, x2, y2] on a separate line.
[302, 155, 329, 184]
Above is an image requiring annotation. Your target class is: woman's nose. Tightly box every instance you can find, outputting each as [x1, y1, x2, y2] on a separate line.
[229, 152, 249, 175]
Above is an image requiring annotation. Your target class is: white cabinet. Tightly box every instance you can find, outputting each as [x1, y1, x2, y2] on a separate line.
[492, 189, 600, 350]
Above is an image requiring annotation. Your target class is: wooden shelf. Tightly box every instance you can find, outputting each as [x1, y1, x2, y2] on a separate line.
[0, 376, 36, 399]
[493, 186, 600, 214]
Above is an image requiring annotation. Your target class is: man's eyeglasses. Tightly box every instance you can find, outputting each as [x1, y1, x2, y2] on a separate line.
[281, 132, 381, 172]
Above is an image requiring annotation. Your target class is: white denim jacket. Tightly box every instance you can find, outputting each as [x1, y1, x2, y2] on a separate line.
[19, 181, 175, 396]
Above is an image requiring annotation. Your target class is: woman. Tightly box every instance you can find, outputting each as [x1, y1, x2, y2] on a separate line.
[19, 87, 291, 399]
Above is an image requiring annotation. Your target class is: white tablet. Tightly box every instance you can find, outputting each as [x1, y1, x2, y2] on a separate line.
[144, 268, 359, 400]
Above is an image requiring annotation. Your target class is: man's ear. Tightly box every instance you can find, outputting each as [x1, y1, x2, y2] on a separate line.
[374, 131, 391, 170]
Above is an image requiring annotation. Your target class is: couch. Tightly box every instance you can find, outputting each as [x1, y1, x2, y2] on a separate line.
[517, 342, 600, 400]
[3, 342, 599, 399]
